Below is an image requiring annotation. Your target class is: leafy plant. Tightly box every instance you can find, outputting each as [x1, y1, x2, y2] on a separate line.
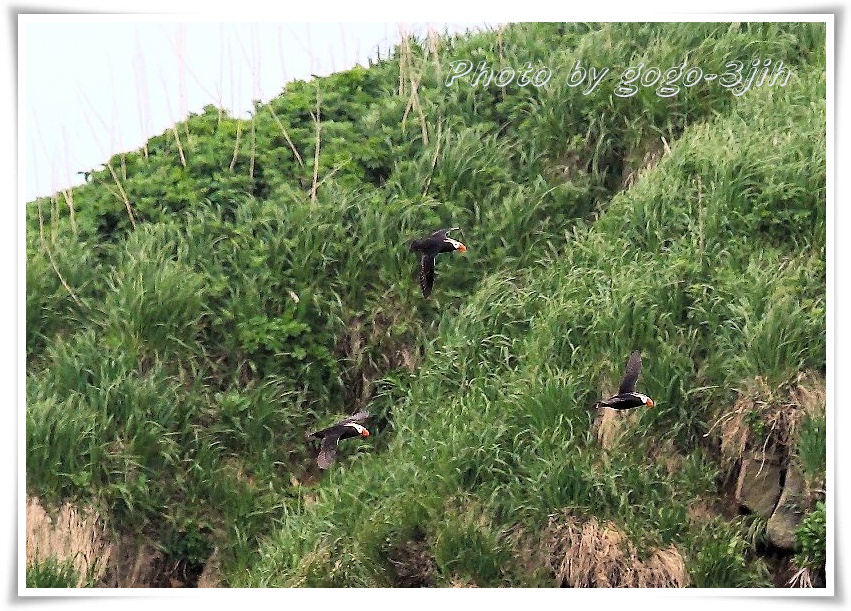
[794, 502, 827, 570]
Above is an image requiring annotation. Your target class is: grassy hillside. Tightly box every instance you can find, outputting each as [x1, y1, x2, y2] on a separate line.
[25, 22, 827, 588]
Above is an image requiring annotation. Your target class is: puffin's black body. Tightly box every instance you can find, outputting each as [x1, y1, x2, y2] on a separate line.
[409, 227, 467, 297]
[593, 350, 655, 410]
[308, 411, 371, 469]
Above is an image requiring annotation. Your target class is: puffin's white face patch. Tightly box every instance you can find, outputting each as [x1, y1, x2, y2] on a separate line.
[445, 237, 463, 250]
[346, 423, 366, 434]
[635, 393, 652, 404]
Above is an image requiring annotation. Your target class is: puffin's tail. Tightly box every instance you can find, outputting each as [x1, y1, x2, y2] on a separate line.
[409, 239, 424, 252]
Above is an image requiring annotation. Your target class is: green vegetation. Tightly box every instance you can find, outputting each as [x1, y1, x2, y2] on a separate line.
[795, 501, 827, 570]
[26, 558, 85, 588]
[26, 22, 826, 587]
[797, 411, 827, 486]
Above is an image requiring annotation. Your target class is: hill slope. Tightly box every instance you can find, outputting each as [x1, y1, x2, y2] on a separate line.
[25, 22, 827, 588]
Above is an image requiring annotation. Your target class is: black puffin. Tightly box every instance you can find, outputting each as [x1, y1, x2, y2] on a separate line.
[409, 227, 467, 298]
[308, 411, 371, 469]
[593, 350, 655, 410]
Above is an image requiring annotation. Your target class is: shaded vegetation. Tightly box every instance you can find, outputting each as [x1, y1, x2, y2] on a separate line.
[26, 22, 827, 588]
[26, 557, 83, 589]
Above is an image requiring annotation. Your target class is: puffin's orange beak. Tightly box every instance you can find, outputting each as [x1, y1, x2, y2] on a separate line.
[458, 243, 467, 252]
[646, 398, 655, 407]
[361, 429, 370, 437]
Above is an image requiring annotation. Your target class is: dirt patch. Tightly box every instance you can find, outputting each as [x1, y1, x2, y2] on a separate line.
[546, 150, 586, 184]
[685, 497, 728, 524]
[592, 408, 639, 451]
[196, 547, 223, 587]
[337, 311, 420, 411]
[386, 537, 437, 587]
[621, 135, 670, 189]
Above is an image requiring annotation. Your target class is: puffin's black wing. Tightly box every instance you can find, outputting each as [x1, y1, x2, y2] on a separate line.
[420, 254, 436, 297]
[618, 350, 642, 395]
[317, 432, 343, 469]
[429, 226, 459, 241]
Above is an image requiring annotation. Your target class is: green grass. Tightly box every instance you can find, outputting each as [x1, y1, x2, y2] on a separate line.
[795, 501, 827, 570]
[26, 557, 84, 588]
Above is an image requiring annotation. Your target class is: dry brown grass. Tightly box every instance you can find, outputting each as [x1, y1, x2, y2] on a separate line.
[592, 408, 638, 452]
[196, 546, 223, 588]
[97, 538, 164, 588]
[707, 371, 825, 476]
[792, 370, 826, 422]
[788, 566, 819, 588]
[279, 542, 333, 588]
[542, 512, 689, 588]
[26, 496, 113, 587]
[25, 495, 219, 588]
[685, 497, 727, 523]
[447, 575, 479, 587]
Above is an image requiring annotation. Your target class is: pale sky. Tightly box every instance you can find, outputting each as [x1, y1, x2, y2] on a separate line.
[20, 17, 494, 202]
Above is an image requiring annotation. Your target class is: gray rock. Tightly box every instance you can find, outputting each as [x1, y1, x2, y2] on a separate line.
[735, 451, 783, 517]
[766, 466, 808, 550]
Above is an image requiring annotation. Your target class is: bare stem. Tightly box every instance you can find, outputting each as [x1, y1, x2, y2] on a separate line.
[60, 188, 77, 235]
[106, 161, 136, 228]
[267, 105, 305, 169]
[171, 125, 187, 168]
[36, 199, 84, 308]
[310, 85, 322, 204]
[230, 120, 243, 171]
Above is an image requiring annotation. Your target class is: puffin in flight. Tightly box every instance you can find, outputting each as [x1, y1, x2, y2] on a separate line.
[308, 411, 371, 469]
[409, 227, 467, 298]
[594, 350, 655, 410]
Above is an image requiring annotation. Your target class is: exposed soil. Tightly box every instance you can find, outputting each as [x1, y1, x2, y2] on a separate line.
[386, 535, 438, 587]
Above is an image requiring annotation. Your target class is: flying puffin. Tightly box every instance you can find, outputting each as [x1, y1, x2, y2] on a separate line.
[593, 350, 655, 410]
[409, 227, 467, 298]
[308, 411, 371, 469]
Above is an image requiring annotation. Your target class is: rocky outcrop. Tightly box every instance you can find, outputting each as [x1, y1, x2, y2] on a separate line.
[734, 452, 810, 552]
[721, 373, 825, 556]
[766, 466, 808, 550]
[735, 451, 783, 516]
